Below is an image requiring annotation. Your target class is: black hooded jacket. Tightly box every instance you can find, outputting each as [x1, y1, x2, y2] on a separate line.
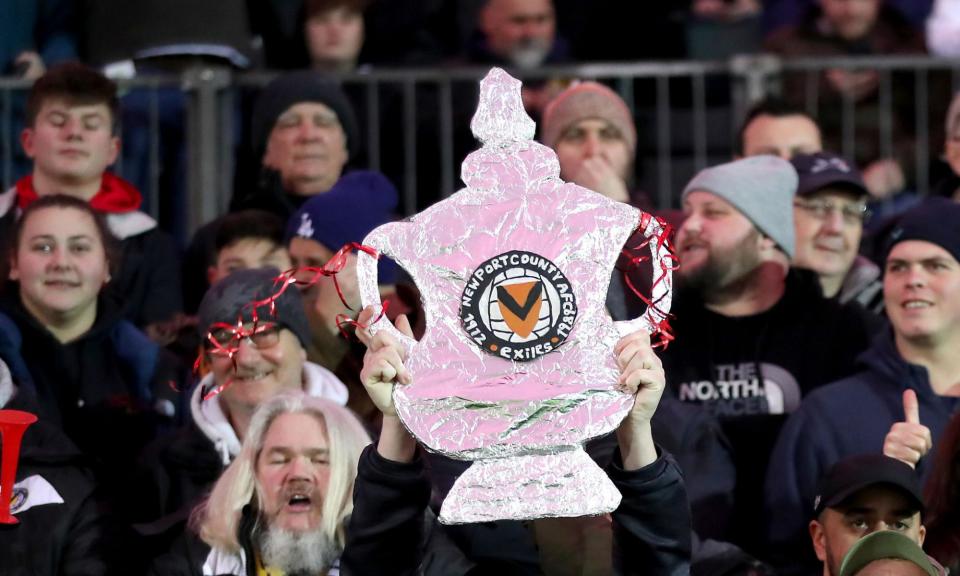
[0, 292, 180, 495]
[0, 379, 109, 576]
[341, 444, 691, 576]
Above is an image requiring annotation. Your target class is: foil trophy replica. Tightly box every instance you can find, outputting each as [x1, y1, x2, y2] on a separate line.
[357, 68, 673, 524]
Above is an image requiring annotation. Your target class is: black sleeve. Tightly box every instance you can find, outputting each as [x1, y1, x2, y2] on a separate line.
[607, 449, 692, 576]
[139, 230, 184, 326]
[652, 396, 736, 541]
[341, 445, 432, 576]
[59, 488, 111, 576]
[148, 531, 210, 576]
[180, 219, 221, 315]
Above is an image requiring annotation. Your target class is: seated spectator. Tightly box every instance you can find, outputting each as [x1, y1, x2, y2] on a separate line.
[234, 71, 359, 221]
[764, 0, 933, 35]
[286, 170, 401, 425]
[149, 391, 370, 575]
[304, 0, 370, 72]
[804, 455, 942, 576]
[0, 62, 182, 336]
[736, 98, 823, 160]
[765, 198, 960, 573]
[921, 412, 960, 573]
[207, 210, 291, 286]
[838, 531, 941, 576]
[0, 0, 77, 184]
[466, 0, 571, 115]
[134, 268, 347, 528]
[0, 195, 179, 499]
[178, 210, 293, 375]
[539, 80, 662, 321]
[934, 91, 960, 202]
[469, 0, 567, 70]
[686, 0, 763, 60]
[763, 0, 927, 203]
[791, 152, 883, 313]
[540, 81, 645, 208]
[0, 356, 110, 576]
[343, 310, 691, 574]
[183, 71, 360, 312]
[662, 156, 878, 554]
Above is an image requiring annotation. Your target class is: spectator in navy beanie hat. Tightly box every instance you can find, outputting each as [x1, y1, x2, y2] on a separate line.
[286, 170, 398, 284]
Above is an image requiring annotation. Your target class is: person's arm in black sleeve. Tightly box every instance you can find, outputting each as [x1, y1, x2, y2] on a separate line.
[341, 309, 427, 576]
[609, 330, 691, 576]
[652, 396, 735, 541]
[141, 230, 184, 327]
[341, 445, 431, 576]
[61, 488, 111, 576]
[608, 448, 691, 576]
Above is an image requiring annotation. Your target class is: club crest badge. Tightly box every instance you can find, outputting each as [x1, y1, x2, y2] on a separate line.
[9, 486, 27, 515]
[460, 250, 577, 362]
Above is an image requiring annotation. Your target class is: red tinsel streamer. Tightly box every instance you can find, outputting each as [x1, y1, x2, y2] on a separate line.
[198, 242, 381, 401]
[621, 212, 679, 350]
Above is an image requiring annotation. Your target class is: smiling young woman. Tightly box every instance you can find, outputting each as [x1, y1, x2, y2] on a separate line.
[0, 194, 181, 494]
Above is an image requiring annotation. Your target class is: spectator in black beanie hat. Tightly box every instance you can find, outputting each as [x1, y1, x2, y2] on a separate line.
[235, 70, 359, 221]
[184, 71, 363, 312]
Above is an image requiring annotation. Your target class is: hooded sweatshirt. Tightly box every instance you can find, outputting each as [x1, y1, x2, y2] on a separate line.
[133, 362, 348, 525]
[0, 173, 182, 327]
[0, 292, 172, 487]
[764, 329, 960, 573]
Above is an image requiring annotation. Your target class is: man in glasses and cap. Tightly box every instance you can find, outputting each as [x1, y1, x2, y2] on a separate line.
[790, 152, 882, 314]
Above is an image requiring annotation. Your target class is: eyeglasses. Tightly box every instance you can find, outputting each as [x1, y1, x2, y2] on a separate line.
[794, 198, 871, 224]
[207, 322, 281, 353]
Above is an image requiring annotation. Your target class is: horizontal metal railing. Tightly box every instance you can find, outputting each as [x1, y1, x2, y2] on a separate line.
[2, 55, 958, 243]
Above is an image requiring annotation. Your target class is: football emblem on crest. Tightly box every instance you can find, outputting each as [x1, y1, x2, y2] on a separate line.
[460, 250, 578, 361]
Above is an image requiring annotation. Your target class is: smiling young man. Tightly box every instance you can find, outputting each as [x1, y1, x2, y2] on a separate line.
[0, 62, 182, 335]
[765, 198, 960, 574]
[151, 391, 370, 575]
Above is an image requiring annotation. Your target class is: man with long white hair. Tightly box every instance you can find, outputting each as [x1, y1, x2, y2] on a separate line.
[150, 391, 370, 575]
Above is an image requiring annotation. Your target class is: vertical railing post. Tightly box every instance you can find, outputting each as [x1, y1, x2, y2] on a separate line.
[729, 54, 782, 129]
[184, 66, 232, 237]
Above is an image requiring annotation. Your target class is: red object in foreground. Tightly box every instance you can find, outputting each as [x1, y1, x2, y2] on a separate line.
[0, 409, 38, 524]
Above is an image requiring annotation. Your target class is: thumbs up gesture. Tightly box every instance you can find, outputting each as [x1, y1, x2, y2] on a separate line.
[883, 389, 933, 468]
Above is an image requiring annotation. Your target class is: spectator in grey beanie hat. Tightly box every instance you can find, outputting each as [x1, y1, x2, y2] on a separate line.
[682, 156, 799, 258]
[286, 170, 399, 283]
[197, 267, 312, 349]
[250, 70, 359, 161]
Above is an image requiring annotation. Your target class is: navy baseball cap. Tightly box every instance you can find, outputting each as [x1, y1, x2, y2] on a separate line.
[791, 152, 868, 198]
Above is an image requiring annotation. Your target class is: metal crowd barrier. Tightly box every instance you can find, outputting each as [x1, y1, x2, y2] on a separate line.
[2, 55, 959, 244]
